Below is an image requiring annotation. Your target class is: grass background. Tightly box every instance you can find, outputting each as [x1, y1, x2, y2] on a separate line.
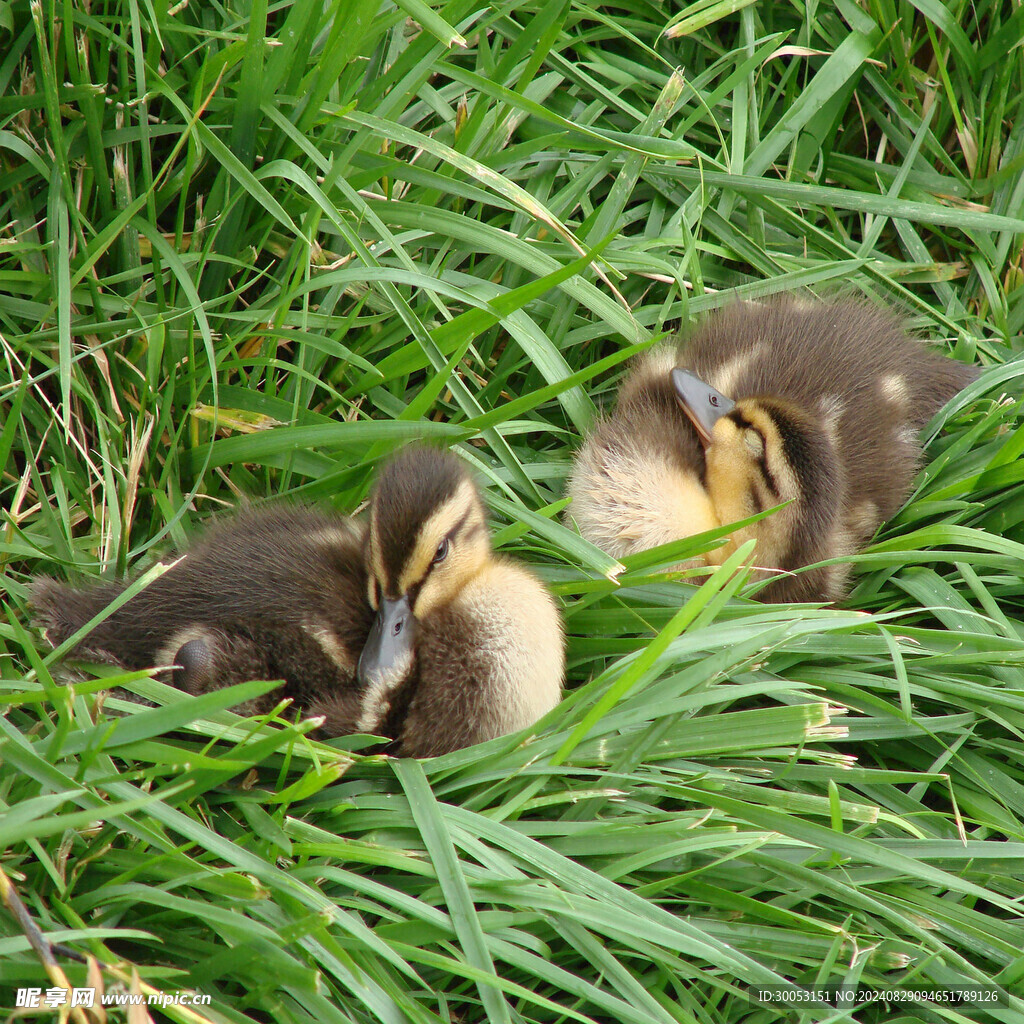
[2, 0, 1024, 1021]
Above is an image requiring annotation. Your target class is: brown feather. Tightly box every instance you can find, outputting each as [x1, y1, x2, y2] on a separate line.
[30, 506, 372, 718]
[678, 297, 977, 525]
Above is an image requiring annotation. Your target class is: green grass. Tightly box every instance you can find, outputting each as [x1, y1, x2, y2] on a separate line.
[2, 0, 1024, 1021]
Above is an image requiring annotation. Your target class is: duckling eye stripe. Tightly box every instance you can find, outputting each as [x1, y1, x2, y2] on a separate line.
[397, 478, 481, 593]
[748, 481, 765, 514]
[759, 451, 780, 497]
[422, 508, 474, 580]
[448, 506, 474, 541]
[732, 412, 778, 494]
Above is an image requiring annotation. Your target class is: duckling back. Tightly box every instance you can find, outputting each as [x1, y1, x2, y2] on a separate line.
[31, 506, 373, 713]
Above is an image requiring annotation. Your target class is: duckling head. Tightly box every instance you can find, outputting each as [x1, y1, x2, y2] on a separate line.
[671, 368, 842, 577]
[358, 447, 489, 690]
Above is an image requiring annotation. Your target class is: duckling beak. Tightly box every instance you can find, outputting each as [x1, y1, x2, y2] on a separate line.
[358, 594, 417, 689]
[672, 368, 736, 445]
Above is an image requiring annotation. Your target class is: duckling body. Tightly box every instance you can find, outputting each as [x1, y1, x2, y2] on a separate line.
[32, 506, 377, 727]
[333, 445, 564, 756]
[32, 447, 564, 755]
[568, 298, 978, 601]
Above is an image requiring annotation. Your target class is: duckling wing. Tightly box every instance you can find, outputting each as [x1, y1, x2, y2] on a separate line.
[152, 619, 369, 720]
[394, 561, 564, 757]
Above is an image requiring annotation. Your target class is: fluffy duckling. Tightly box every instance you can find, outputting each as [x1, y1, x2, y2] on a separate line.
[31, 447, 564, 756]
[353, 446, 563, 756]
[568, 297, 978, 602]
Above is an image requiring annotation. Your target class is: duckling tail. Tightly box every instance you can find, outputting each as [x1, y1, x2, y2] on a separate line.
[28, 576, 128, 655]
[915, 352, 980, 424]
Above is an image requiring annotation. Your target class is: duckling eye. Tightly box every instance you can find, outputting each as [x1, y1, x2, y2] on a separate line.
[744, 429, 765, 458]
[432, 537, 450, 565]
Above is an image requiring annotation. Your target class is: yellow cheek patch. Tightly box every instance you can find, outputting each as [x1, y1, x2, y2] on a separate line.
[412, 545, 481, 619]
[397, 478, 480, 594]
[706, 446, 754, 522]
[704, 402, 800, 571]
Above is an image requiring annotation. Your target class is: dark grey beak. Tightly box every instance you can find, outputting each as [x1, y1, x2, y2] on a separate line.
[672, 368, 736, 445]
[357, 594, 417, 688]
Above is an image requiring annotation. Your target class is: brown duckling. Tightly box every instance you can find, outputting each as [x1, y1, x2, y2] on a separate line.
[568, 297, 978, 602]
[31, 446, 564, 756]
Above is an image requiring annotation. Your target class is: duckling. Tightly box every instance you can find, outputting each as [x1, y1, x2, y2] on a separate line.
[352, 446, 563, 756]
[568, 297, 978, 602]
[31, 446, 564, 756]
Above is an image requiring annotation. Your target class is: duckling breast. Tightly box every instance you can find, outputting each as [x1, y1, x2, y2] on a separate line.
[396, 561, 563, 757]
[568, 348, 716, 561]
[567, 429, 719, 562]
